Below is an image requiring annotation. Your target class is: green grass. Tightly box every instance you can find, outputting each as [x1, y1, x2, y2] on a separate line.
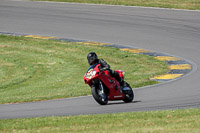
[0, 35, 167, 104]
[33, 0, 200, 10]
[0, 108, 200, 132]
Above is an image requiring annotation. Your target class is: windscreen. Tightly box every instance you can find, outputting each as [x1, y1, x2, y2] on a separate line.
[86, 63, 98, 73]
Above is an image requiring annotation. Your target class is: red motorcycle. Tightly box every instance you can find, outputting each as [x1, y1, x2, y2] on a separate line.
[84, 64, 134, 105]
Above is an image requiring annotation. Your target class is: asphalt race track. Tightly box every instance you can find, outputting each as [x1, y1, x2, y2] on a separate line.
[0, 0, 200, 119]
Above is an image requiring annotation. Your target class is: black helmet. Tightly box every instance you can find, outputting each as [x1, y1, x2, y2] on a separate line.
[87, 52, 98, 65]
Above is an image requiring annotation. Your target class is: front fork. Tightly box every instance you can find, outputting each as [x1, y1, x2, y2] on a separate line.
[92, 80, 107, 101]
[99, 81, 105, 96]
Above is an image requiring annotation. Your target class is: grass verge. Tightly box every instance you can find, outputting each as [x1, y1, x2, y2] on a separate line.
[0, 108, 200, 132]
[0, 35, 167, 104]
[33, 0, 200, 10]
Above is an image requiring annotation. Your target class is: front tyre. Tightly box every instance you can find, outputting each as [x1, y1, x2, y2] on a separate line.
[91, 82, 108, 105]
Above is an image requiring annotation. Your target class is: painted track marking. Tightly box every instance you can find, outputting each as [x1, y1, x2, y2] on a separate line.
[0, 32, 193, 83]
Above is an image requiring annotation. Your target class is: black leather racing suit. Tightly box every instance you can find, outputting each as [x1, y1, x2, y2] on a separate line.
[96, 59, 124, 85]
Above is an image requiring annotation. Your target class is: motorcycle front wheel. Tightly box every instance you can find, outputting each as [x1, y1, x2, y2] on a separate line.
[91, 81, 108, 105]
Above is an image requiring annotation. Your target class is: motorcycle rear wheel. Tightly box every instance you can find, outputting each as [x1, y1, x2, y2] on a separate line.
[122, 84, 134, 103]
[91, 82, 108, 105]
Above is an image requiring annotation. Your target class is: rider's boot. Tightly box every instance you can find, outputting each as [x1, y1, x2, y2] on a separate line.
[119, 79, 127, 92]
[119, 80, 126, 88]
[111, 70, 127, 91]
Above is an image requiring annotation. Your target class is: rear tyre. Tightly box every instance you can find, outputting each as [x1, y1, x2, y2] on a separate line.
[91, 81, 108, 105]
[122, 84, 134, 103]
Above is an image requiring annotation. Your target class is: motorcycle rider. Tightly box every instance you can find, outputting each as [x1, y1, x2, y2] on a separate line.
[87, 52, 127, 88]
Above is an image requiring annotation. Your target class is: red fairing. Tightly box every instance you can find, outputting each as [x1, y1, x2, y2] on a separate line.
[115, 70, 125, 80]
[84, 64, 125, 100]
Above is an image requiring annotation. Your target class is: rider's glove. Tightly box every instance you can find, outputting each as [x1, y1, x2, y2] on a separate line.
[98, 66, 104, 73]
[99, 68, 103, 72]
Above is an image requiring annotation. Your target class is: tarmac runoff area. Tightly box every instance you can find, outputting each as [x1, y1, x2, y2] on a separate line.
[0, 32, 193, 83]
